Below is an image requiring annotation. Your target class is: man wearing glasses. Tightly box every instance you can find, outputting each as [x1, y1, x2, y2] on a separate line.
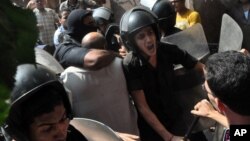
[192, 51, 250, 141]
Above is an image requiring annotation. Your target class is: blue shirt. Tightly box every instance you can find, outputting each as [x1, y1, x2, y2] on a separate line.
[54, 25, 66, 47]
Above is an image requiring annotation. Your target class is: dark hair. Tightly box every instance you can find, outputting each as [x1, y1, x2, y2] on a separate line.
[205, 51, 250, 115]
[59, 8, 70, 18]
[22, 87, 64, 124]
[238, 0, 250, 4]
[19, 86, 65, 137]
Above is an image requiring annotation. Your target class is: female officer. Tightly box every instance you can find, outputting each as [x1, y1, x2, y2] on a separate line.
[120, 6, 204, 141]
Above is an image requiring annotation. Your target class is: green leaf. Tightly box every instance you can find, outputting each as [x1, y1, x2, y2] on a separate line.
[0, 0, 39, 123]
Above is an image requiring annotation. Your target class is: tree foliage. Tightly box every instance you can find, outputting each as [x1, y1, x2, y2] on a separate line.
[0, 0, 38, 124]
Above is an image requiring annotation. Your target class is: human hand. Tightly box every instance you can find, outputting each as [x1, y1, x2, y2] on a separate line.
[191, 99, 215, 118]
[119, 46, 127, 58]
[171, 135, 188, 141]
[239, 48, 249, 56]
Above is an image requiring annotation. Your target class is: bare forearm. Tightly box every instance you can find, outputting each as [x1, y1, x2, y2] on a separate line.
[83, 49, 117, 70]
[140, 108, 172, 140]
[131, 90, 173, 141]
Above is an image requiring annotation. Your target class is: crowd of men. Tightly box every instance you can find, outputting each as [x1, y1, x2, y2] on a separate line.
[1, 0, 250, 141]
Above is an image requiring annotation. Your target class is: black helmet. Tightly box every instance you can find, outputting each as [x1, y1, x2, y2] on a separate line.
[4, 64, 72, 141]
[141, 0, 176, 34]
[93, 7, 114, 26]
[120, 6, 160, 52]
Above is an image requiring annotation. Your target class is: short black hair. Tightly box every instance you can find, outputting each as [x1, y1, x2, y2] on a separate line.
[19, 87, 64, 137]
[205, 51, 250, 115]
[59, 8, 70, 18]
[21, 86, 64, 125]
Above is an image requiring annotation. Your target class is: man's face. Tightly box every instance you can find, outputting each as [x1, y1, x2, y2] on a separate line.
[60, 11, 70, 29]
[170, 0, 185, 12]
[29, 104, 70, 141]
[134, 26, 157, 58]
[35, 0, 46, 10]
[83, 15, 95, 26]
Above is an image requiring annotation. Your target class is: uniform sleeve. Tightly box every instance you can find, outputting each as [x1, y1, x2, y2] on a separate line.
[123, 52, 144, 92]
[54, 43, 90, 69]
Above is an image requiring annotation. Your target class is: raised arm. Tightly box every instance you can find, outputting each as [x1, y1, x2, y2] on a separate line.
[54, 44, 117, 70]
[83, 49, 118, 70]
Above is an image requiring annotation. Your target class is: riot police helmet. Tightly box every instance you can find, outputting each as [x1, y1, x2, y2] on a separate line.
[4, 64, 72, 141]
[93, 7, 114, 26]
[120, 6, 160, 52]
[152, 0, 176, 30]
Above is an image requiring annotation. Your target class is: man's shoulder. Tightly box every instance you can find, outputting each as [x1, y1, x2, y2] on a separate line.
[188, 9, 200, 18]
[54, 36, 82, 56]
[158, 42, 179, 53]
[61, 35, 81, 46]
[159, 41, 177, 48]
[63, 57, 122, 73]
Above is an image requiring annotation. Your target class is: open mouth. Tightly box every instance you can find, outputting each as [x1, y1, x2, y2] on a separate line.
[147, 44, 155, 51]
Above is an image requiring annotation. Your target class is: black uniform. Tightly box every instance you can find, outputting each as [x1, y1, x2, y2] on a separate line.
[54, 9, 96, 69]
[123, 42, 198, 141]
[54, 36, 89, 69]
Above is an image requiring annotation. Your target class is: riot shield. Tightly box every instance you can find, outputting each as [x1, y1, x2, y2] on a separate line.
[161, 23, 210, 61]
[35, 48, 64, 74]
[140, 0, 157, 10]
[161, 24, 215, 135]
[105, 23, 119, 38]
[70, 118, 123, 141]
[219, 0, 238, 9]
[218, 14, 243, 52]
[105, 24, 120, 52]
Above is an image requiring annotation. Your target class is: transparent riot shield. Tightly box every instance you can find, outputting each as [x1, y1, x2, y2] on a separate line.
[161, 24, 215, 135]
[35, 48, 64, 74]
[140, 0, 157, 10]
[161, 23, 210, 61]
[218, 14, 243, 52]
[70, 118, 123, 141]
[105, 24, 120, 52]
